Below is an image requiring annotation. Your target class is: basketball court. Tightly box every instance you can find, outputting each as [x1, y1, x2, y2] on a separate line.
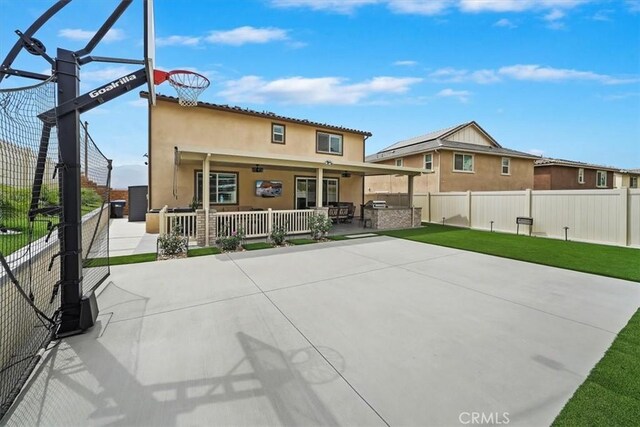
[3, 237, 639, 426]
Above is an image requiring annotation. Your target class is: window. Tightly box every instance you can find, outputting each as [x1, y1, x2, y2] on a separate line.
[272, 123, 285, 144]
[395, 158, 403, 167]
[196, 171, 238, 205]
[316, 132, 343, 155]
[424, 153, 433, 171]
[453, 153, 474, 172]
[596, 170, 607, 188]
[501, 157, 510, 175]
[631, 176, 638, 188]
[578, 168, 585, 184]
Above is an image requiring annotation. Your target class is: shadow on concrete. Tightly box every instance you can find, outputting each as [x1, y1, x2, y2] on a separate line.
[5, 329, 342, 426]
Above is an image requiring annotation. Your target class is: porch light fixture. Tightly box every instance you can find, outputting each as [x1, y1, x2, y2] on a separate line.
[252, 165, 264, 173]
[325, 160, 333, 165]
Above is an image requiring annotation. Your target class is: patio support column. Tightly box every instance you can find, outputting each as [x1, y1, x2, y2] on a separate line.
[316, 167, 324, 208]
[408, 174, 415, 207]
[203, 154, 211, 246]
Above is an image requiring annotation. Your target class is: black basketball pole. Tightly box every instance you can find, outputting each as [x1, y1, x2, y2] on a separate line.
[56, 48, 84, 336]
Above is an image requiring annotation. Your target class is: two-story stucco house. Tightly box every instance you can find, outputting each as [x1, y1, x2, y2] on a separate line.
[145, 93, 424, 215]
[534, 158, 619, 190]
[365, 121, 538, 194]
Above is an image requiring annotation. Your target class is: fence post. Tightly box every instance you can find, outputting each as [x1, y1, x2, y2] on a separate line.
[268, 208, 273, 235]
[467, 190, 472, 228]
[159, 205, 168, 235]
[524, 189, 532, 219]
[620, 188, 629, 246]
[427, 192, 431, 223]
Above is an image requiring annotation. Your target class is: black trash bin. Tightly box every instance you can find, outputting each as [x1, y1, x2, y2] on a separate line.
[110, 200, 126, 218]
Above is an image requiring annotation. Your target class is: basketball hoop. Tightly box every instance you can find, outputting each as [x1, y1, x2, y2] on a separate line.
[154, 69, 210, 107]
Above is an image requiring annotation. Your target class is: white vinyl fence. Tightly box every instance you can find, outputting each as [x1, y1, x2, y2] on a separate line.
[368, 189, 640, 247]
[159, 206, 198, 242]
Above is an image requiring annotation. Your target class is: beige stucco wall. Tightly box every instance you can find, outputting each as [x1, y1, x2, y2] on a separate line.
[150, 99, 366, 209]
[365, 150, 534, 193]
[439, 151, 533, 192]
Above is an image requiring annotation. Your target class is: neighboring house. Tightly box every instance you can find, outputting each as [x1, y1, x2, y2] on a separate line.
[534, 158, 618, 190]
[365, 121, 538, 194]
[144, 93, 423, 212]
[614, 169, 640, 189]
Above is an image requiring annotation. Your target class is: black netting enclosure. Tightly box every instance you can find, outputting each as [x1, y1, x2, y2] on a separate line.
[0, 79, 111, 418]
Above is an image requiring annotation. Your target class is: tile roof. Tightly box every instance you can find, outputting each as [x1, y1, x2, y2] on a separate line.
[534, 157, 620, 171]
[141, 92, 373, 136]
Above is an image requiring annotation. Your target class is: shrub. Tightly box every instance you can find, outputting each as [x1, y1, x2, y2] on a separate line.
[270, 223, 288, 246]
[217, 227, 245, 251]
[158, 223, 188, 257]
[308, 213, 332, 240]
[81, 187, 102, 207]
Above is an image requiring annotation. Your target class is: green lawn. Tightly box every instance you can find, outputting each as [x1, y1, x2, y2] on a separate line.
[187, 246, 221, 257]
[243, 242, 274, 251]
[287, 238, 318, 245]
[378, 224, 640, 282]
[553, 309, 640, 426]
[84, 252, 157, 267]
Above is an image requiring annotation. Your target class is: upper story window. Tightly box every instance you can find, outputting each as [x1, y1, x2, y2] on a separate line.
[272, 123, 285, 144]
[596, 170, 607, 188]
[395, 158, 403, 167]
[453, 153, 474, 172]
[578, 168, 585, 184]
[317, 131, 343, 155]
[631, 176, 638, 188]
[424, 153, 433, 171]
[501, 157, 510, 175]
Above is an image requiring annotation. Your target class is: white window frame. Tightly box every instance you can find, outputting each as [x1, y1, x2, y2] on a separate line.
[578, 168, 585, 184]
[596, 170, 607, 188]
[424, 153, 433, 171]
[316, 131, 343, 155]
[395, 158, 403, 167]
[196, 171, 238, 205]
[631, 176, 638, 188]
[272, 123, 285, 144]
[453, 152, 474, 173]
[501, 157, 510, 175]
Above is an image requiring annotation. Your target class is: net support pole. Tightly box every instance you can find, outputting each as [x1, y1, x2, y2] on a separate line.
[56, 48, 86, 336]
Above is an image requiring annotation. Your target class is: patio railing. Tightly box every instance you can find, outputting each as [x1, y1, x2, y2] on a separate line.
[159, 206, 198, 242]
[216, 209, 315, 238]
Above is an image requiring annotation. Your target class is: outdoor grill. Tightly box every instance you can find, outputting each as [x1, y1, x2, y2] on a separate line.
[364, 200, 388, 209]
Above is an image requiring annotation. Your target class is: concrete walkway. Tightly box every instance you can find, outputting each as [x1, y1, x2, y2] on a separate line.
[5, 237, 640, 426]
[108, 218, 157, 256]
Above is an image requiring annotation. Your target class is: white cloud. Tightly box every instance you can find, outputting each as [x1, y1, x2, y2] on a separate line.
[271, 0, 378, 14]
[393, 60, 418, 66]
[58, 28, 125, 42]
[627, 0, 640, 13]
[429, 67, 500, 84]
[494, 18, 516, 28]
[497, 64, 637, 84]
[218, 75, 422, 104]
[80, 66, 137, 82]
[591, 9, 613, 21]
[429, 64, 638, 85]
[386, 0, 453, 15]
[156, 35, 201, 47]
[459, 0, 590, 13]
[602, 92, 640, 101]
[128, 99, 149, 108]
[436, 88, 471, 103]
[544, 9, 565, 20]
[206, 26, 288, 45]
[271, 0, 593, 14]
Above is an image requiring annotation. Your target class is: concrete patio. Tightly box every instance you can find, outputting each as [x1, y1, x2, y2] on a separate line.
[4, 236, 639, 426]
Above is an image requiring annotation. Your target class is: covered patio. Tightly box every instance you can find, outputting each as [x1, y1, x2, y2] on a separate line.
[156, 147, 425, 246]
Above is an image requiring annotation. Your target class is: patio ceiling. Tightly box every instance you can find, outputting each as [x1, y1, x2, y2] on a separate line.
[177, 146, 424, 176]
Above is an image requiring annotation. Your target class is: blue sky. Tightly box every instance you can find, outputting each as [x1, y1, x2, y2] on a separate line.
[1, 0, 639, 178]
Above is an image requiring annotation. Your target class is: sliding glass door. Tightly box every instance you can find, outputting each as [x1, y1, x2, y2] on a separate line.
[295, 178, 338, 209]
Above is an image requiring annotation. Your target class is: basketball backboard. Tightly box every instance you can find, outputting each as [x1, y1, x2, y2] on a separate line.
[143, 0, 155, 106]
